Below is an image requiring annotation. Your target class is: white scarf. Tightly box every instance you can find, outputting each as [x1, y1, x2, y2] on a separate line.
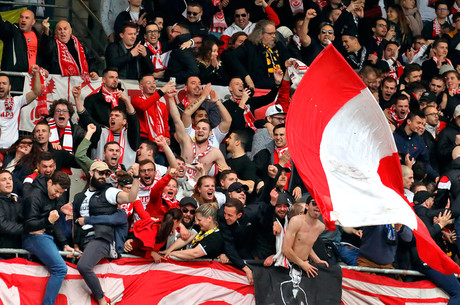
[273, 217, 290, 268]
[48, 119, 73, 154]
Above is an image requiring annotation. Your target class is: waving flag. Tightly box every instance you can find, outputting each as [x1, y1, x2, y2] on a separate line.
[285, 45, 460, 275]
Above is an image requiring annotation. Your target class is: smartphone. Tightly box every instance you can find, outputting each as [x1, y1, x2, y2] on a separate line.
[169, 77, 176, 85]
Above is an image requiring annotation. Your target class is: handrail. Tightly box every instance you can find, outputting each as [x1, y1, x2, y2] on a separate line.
[0, 248, 428, 277]
[74, 0, 103, 27]
[0, 1, 66, 8]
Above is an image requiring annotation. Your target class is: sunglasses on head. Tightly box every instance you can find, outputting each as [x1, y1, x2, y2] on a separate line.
[235, 13, 247, 18]
[182, 208, 196, 215]
[321, 29, 334, 34]
[187, 11, 199, 16]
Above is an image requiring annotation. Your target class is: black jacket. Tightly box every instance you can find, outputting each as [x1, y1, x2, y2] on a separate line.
[164, 34, 200, 84]
[22, 176, 67, 248]
[225, 40, 288, 89]
[82, 89, 126, 128]
[39, 33, 100, 75]
[437, 122, 460, 173]
[0, 16, 42, 72]
[217, 200, 275, 269]
[0, 193, 23, 249]
[105, 41, 146, 80]
[73, 184, 118, 247]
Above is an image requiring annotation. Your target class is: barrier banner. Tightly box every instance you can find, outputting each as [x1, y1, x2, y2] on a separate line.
[0, 257, 254, 305]
[251, 263, 342, 305]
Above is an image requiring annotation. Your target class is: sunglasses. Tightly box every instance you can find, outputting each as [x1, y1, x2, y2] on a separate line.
[94, 170, 110, 177]
[187, 11, 199, 16]
[321, 29, 334, 34]
[235, 13, 247, 18]
[233, 188, 246, 194]
[182, 208, 196, 215]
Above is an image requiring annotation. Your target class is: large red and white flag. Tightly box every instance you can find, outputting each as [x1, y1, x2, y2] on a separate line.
[285, 45, 460, 275]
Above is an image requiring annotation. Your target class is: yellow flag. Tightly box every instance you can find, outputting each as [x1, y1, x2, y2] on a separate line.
[0, 7, 27, 66]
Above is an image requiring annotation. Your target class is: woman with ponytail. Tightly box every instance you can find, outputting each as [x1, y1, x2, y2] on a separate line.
[161, 203, 224, 259]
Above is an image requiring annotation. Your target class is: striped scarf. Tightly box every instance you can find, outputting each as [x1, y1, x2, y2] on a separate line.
[145, 41, 165, 72]
[55, 35, 90, 84]
[48, 119, 73, 153]
[387, 104, 409, 127]
[102, 87, 119, 108]
[192, 141, 212, 164]
[230, 96, 257, 131]
[140, 94, 165, 140]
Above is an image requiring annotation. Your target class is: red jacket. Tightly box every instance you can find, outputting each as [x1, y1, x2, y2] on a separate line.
[131, 92, 170, 140]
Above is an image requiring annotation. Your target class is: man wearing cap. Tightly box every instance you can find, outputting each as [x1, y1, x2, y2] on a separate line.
[225, 130, 258, 194]
[250, 105, 286, 173]
[263, 192, 292, 268]
[341, 26, 374, 71]
[223, 75, 282, 136]
[73, 161, 140, 305]
[282, 196, 329, 278]
[166, 196, 199, 249]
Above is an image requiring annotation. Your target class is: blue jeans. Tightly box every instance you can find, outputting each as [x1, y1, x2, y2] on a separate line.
[23, 234, 68, 305]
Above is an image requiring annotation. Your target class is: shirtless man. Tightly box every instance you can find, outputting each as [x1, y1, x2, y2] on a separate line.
[282, 196, 329, 278]
[167, 86, 228, 176]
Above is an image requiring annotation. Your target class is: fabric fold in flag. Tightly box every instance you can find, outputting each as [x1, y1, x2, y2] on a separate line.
[285, 44, 460, 275]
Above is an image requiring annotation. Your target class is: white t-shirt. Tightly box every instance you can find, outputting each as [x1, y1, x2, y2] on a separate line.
[80, 187, 122, 230]
[0, 95, 27, 148]
[185, 124, 227, 148]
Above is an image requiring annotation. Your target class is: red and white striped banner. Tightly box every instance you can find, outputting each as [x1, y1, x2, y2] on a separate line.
[342, 269, 449, 304]
[0, 258, 254, 304]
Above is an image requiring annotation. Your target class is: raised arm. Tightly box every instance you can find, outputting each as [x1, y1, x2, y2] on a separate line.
[25, 65, 42, 104]
[117, 163, 140, 203]
[167, 89, 192, 154]
[74, 123, 97, 174]
[182, 83, 212, 127]
[298, 9, 317, 48]
[210, 89, 232, 134]
[154, 136, 178, 168]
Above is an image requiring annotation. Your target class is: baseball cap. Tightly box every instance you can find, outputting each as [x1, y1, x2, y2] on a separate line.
[274, 163, 291, 173]
[90, 161, 110, 172]
[179, 196, 198, 209]
[413, 191, 434, 205]
[277, 26, 294, 39]
[228, 182, 249, 193]
[265, 104, 286, 117]
[420, 92, 437, 103]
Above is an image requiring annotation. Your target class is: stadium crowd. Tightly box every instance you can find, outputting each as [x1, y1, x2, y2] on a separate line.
[1, 0, 460, 303]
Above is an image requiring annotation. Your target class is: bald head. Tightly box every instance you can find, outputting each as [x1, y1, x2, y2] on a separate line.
[453, 146, 460, 160]
[19, 10, 35, 33]
[401, 165, 414, 190]
[56, 20, 72, 43]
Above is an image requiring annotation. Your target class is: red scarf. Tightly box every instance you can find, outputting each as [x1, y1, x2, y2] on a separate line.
[107, 128, 126, 164]
[432, 18, 442, 37]
[4, 95, 13, 113]
[433, 55, 453, 67]
[273, 146, 291, 190]
[289, 0, 305, 14]
[48, 119, 73, 153]
[210, 1, 227, 33]
[387, 58, 404, 80]
[55, 35, 90, 83]
[141, 94, 165, 139]
[109, 164, 123, 181]
[192, 141, 212, 164]
[373, 35, 383, 46]
[387, 104, 409, 127]
[452, 2, 460, 13]
[144, 41, 165, 72]
[102, 87, 119, 107]
[230, 96, 257, 131]
[449, 88, 460, 95]
[182, 96, 192, 108]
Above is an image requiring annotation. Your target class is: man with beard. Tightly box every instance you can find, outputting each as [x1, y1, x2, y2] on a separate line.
[167, 86, 227, 176]
[227, 20, 287, 90]
[73, 161, 139, 305]
[46, 98, 85, 154]
[282, 196, 329, 278]
[0, 66, 41, 148]
[166, 196, 199, 249]
[378, 77, 398, 110]
[75, 85, 140, 169]
[81, 68, 125, 128]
